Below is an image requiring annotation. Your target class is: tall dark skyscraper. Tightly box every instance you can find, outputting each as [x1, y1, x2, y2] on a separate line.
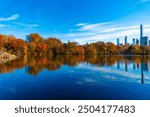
[140, 25, 149, 46]
[117, 38, 120, 46]
[125, 36, 127, 45]
[136, 38, 139, 45]
[140, 24, 143, 38]
[133, 38, 136, 45]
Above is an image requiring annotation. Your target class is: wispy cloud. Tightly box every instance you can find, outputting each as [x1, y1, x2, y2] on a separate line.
[77, 64, 143, 79]
[132, 0, 150, 8]
[0, 24, 8, 27]
[55, 16, 150, 44]
[75, 23, 89, 26]
[0, 14, 19, 22]
[14, 22, 40, 28]
[140, 0, 150, 3]
[76, 22, 113, 32]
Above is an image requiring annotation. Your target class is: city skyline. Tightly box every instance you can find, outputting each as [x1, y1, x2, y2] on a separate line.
[1, 0, 150, 44]
[117, 24, 150, 46]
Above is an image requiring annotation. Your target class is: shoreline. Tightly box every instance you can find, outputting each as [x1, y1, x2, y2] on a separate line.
[0, 51, 17, 64]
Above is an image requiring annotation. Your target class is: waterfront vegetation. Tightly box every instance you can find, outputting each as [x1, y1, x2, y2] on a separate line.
[1, 33, 150, 57]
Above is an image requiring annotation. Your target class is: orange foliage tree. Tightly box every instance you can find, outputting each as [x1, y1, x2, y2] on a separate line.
[44, 38, 63, 55]
[106, 42, 117, 54]
[27, 33, 43, 43]
[76, 45, 85, 55]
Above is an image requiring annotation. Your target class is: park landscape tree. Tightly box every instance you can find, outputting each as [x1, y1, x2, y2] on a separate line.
[0, 33, 150, 56]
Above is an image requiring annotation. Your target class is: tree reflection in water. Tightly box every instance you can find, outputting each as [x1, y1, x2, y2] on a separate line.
[0, 55, 150, 81]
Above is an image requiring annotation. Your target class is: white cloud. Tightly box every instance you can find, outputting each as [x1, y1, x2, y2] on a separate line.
[132, 0, 150, 8]
[0, 14, 19, 22]
[55, 16, 150, 44]
[77, 22, 112, 31]
[75, 23, 89, 26]
[140, 0, 150, 3]
[14, 22, 40, 28]
[0, 24, 8, 27]
[77, 64, 143, 79]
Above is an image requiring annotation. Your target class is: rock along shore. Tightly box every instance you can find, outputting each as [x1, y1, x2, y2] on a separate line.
[0, 51, 17, 64]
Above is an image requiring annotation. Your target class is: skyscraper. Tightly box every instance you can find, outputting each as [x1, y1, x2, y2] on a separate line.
[141, 37, 149, 46]
[125, 36, 127, 45]
[117, 38, 120, 46]
[140, 24, 143, 38]
[133, 38, 135, 45]
[140, 25, 149, 46]
[136, 38, 140, 45]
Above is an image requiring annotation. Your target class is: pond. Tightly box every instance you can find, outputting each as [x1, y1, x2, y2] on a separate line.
[0, 55, 150, 100]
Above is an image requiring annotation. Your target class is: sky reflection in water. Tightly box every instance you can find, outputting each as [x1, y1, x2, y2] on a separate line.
[0, 55, 150, 100]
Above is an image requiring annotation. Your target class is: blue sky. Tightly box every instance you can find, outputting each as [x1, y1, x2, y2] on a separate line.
[1, 0, 150, 44]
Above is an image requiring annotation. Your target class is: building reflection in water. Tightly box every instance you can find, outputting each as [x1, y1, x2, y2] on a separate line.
[0, 55, 150, 84]
[133, 63, 136, 70]
[117, 59, 149, 84]
[141, 68, 144, 84]
[141, 61, 149, 84]
[125, 61, 128, 72]
[117, 61, 120, 70]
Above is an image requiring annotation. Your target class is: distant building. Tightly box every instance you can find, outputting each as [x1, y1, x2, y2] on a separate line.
[140, 36, 149, 46]
[140, 24, 149, 46]
[120, 43, 123, 46]
[26, 35, 30, 42]
[115, 25, 150, 46]
[140, 24, 143, 38]
[117, 38, 120, 46]
[133, 38, 136, 45]
[136, 38, 140, 45]
[125, 36, 127, 45]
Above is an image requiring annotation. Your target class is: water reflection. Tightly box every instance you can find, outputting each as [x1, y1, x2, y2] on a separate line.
[141, 60, 149, 84]
[0, 55, 150, 84]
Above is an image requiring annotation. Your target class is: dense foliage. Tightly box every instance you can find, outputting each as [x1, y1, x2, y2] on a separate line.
[1, 33, 150, 56]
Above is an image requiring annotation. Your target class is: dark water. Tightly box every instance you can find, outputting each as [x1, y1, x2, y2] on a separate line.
[0, 55, 150, 100]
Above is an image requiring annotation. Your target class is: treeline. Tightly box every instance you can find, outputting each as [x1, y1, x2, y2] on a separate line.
[1, 33, 150, 56]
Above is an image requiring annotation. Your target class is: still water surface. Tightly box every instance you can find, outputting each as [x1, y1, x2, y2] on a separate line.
[0, 55, 150, 100]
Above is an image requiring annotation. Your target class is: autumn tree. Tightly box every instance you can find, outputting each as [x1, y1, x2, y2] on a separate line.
[36, 44, 48, 56]
[44, 38, 63, 55]
[141, 46, 150, 55]
[27, 33, 43, 43]
[0, 35, 16, 49]
[106, 42, 116, 54]
[127, 45, 141, 54]
[64, 42, 78, 55]
[85, 43, 97, 55]
[76, 45, 85, 55]
[28, 42, 36, 55]
[95, 41, 106, 54]
[5, 38, 28, 56]
[0, 36, 4, 49]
